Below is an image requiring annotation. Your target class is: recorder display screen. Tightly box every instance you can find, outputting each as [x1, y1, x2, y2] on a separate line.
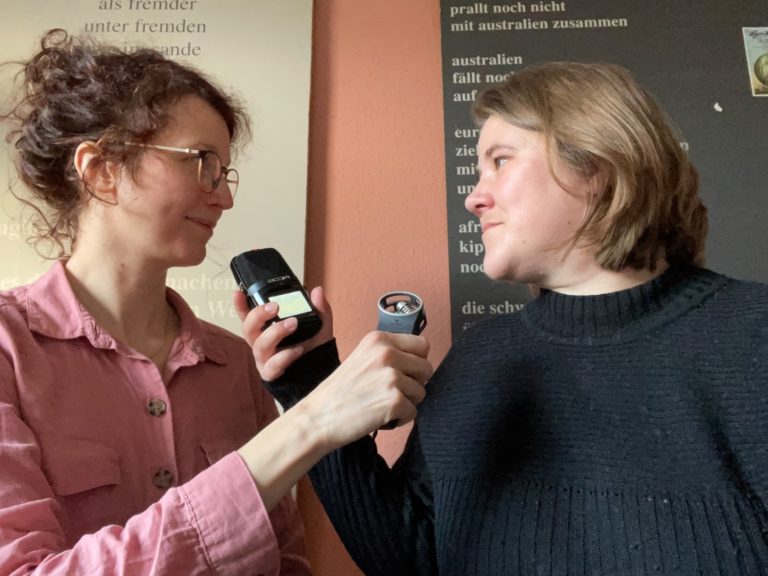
[269, 291, 313, 318]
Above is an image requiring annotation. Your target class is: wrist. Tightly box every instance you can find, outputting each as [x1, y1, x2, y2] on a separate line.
[291, 389, 337, 455]
[286, 398, 331, 457]
[236, 399, 330, 512]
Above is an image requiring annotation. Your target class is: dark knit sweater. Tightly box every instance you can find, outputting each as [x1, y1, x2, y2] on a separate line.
[266, 265, 768, 575]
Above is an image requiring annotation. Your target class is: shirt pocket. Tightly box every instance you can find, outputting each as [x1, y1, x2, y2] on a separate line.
[45, 439, 122, 496]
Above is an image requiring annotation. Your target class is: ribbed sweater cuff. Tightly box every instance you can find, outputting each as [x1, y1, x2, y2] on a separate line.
[262, 339, 340, 410]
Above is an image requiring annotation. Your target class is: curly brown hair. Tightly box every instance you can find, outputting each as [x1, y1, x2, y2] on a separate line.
[1, 29, 250, 257]
[473, 62, 707, 271]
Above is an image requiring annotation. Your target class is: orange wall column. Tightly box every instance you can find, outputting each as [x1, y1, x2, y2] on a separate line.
[302, 0, 450, 574]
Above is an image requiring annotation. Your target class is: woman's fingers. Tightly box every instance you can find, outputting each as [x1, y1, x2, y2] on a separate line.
[309, 286, 332, 322]
[251, 316, 298, 366]
[259, 341, 307, 381]
[391, 398, 418, 427]
[240, 285, 338, 381]
[381, 345, 433, 385]
[302, 286, 334, 347]
[235, 293, 280, 346]
[376, 331, 431, 360]
[234, 294, 303, 378]
[395, 373, 428, 406]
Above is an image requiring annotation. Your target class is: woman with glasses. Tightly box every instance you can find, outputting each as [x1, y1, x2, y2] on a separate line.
[0, 30, 432, 574]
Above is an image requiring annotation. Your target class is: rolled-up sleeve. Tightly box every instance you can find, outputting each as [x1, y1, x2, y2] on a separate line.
[0, 390, 303, 575]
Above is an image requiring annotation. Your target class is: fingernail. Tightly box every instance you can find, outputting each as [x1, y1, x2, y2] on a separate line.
[284, 317, 298, 331]
[265, 302, 277, 313]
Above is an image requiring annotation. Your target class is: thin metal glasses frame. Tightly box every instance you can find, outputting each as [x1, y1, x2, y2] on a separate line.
[125, 142, 239, 195]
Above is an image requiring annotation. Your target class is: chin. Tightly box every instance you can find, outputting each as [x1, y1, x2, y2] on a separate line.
[483, 267, 511, 283]
[188, 250, 207, 267]
[483, 257, 532, 285]
[172, 247, 207, 268]
[482, 256, 510, 282]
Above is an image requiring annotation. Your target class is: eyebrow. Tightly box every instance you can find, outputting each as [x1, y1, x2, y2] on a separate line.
[191, 142, 218, 154]
[484, 144, 518, 158]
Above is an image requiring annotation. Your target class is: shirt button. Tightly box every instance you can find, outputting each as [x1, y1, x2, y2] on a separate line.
[146, 398, 167, 417]
[153, 468, 174, 489]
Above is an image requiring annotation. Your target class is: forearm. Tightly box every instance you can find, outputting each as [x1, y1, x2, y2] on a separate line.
[237, 401, 327, 512]
[255, 335, 437, 572]
[239, 338, 341, 511]
[308, 434, 437, 575]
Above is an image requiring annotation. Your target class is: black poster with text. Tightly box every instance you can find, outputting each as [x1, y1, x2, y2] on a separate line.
[441, 0, 767, 340]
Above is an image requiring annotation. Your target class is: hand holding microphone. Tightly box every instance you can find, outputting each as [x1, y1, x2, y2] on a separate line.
[302, 290, 430, 443]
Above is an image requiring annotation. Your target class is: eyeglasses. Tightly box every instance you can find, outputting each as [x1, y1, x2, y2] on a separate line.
[126, 143, 239, 197]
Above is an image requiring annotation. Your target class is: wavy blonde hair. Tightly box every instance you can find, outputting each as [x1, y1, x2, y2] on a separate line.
[472, 62, 707, 271]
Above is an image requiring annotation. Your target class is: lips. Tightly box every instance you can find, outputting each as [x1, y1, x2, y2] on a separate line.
[481, 221, 500, 234]
[186, 216, 217, 231]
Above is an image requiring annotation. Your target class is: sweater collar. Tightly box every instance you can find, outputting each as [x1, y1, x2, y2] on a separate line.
[521, 264, 729, 340]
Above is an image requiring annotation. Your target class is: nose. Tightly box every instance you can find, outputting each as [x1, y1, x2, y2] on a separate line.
[209, 181, 235, 210]
[464, 177, 493, 216]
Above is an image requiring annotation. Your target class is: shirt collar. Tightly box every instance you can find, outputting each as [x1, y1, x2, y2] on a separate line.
[26, 261, 228, 365]
[166, 287, 229, 365]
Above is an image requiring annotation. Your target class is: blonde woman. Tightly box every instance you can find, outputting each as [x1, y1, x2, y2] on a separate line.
[249, 63, 768, 575]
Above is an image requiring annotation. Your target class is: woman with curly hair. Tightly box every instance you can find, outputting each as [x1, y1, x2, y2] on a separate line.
[0, 30, 432, 575]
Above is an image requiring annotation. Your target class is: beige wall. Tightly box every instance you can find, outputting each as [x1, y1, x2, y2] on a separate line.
[301, 1, 449, 573]
[0, 0, 312, 336]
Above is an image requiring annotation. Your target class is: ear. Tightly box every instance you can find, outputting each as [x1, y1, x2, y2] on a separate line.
[74, 141, 119, 202]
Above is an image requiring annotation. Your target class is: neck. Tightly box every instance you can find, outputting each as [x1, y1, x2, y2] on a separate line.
[538, 254, 669, 296]
[65, 246, 177, 363]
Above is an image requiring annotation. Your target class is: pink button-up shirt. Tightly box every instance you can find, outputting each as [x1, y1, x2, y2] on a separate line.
[0, 262, 310, 575]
